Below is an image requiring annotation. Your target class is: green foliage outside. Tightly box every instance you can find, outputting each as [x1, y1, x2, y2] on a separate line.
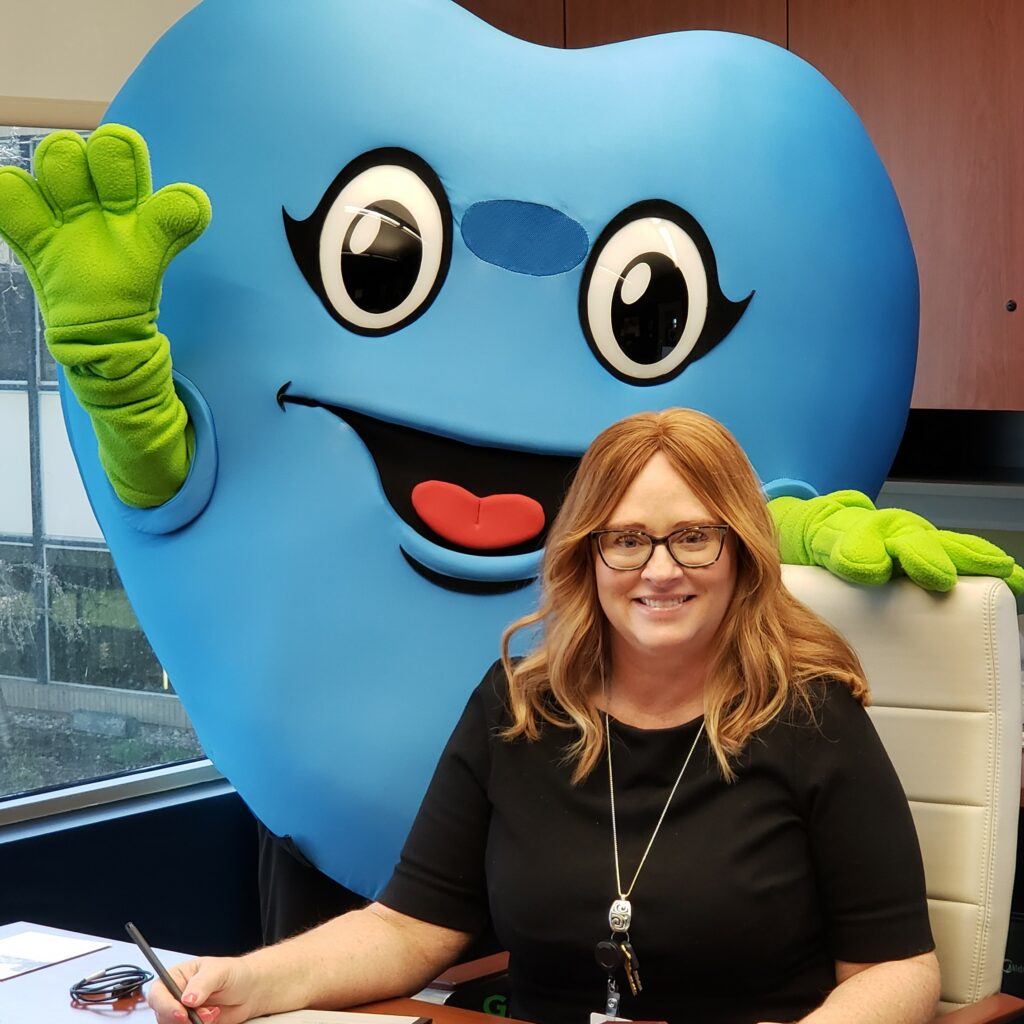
[0, 551, 202, 801]
[0, 708, 203, 799]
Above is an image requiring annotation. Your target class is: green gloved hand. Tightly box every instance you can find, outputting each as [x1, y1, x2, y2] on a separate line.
[0, 124, 211, 507]
[769, 490, 1024, 596]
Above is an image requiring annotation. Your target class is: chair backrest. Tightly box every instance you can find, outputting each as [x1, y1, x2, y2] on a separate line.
[783, 565, 1022, 1012]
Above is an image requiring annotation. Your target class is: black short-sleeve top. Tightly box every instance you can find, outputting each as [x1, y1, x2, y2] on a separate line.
[380, 663, 934, 1024]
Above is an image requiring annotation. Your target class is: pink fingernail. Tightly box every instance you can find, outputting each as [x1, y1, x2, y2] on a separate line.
[183, 993, 198, 1005]
[174, 1013, 186, 1022]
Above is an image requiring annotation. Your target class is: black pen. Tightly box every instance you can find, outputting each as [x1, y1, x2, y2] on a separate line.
[125, 921, 204, 1024]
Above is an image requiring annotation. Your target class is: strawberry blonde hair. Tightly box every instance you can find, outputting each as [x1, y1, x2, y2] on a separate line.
[500, 408, 867, 782]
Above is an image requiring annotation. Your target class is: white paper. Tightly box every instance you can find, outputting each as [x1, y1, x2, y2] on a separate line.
[0, 930, 109, 980]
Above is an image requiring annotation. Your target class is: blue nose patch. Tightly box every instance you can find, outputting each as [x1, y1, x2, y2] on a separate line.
[461, 200, 589, 276]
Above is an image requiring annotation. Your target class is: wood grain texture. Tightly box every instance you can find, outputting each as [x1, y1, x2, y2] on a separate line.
[356, 996, 530, 1023]
[453, 0, 565, 46]
[791, 0, 1024, 410]
[566, 0, 786, 48]
[931, 992, 1024, 1024]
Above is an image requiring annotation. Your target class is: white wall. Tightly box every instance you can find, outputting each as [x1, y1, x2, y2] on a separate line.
[0, 0, 202, 126]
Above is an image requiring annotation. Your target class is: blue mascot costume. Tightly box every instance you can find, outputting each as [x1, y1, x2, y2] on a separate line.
[0, 0, 1018, 915]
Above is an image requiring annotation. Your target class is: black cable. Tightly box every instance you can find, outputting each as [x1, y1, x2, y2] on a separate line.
[70, 963, 154, 1005]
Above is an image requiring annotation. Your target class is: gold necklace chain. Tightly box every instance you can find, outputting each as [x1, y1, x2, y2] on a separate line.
[605, 712, 706, 902]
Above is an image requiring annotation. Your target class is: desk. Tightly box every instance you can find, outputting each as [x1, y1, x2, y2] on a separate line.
[0, 922, 502, 1024]
[0, 921, 194, 1024]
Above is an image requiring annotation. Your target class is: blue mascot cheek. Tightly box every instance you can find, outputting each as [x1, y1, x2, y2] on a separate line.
[58, 0, 918, 896]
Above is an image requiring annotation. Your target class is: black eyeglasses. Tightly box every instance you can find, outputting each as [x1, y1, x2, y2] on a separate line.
[591, 525, 729, 570]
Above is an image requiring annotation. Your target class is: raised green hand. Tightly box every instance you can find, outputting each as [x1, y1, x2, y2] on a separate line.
[769, 490, 1024, 595]
[0, 124, 209, 328]
[0, 125, 211, 507]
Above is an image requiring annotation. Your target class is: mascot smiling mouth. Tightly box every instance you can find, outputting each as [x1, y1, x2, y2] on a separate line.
[277, 382, 579, 593]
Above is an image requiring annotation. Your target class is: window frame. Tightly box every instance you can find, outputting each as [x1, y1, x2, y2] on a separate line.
[0, 759, 223, 831]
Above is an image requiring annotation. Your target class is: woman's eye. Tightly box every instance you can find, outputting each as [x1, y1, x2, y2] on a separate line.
[284, 149, 452, 335]
[679, 529, 710, 545]
[579, 201, 751, 385]
[612, 533, 643, 549]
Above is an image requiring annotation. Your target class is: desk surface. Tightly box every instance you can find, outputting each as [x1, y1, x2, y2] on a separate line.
[0, 922, 497, 1024]
[0, 921, 195, 1024]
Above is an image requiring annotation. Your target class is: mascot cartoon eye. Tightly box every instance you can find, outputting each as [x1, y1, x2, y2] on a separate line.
[284, 149, 452, 335]
[579, 201, 751, 385]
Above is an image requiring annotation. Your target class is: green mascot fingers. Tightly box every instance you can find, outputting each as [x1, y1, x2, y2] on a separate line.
[769, 491, 1024, 596]
[0, 124, 210, 508]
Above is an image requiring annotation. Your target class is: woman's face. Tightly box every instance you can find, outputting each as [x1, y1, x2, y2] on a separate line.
[594, 451, 738, 673]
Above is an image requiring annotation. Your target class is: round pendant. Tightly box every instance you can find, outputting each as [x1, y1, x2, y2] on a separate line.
[609, 898, 632, 932]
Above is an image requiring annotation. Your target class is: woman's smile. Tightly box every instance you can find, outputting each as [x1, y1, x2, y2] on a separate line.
[635, 594, 695, 610]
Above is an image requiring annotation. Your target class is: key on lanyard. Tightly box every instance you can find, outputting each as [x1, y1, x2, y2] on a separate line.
[619, 938, 642, 996]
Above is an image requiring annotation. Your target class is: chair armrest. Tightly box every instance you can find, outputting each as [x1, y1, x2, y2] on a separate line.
[932, 994, 1024, 1024]
[433, 951, 510, 989]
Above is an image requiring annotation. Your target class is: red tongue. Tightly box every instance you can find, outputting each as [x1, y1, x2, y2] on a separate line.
[411, 480, 545, 550]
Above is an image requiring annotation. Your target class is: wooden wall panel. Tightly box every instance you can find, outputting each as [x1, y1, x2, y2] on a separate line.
[453, 0, 565, 47]
[791, 0, 1024, 411]
[566, 0, 786, 48]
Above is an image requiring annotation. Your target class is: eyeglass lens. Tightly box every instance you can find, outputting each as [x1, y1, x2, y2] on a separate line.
[597, 527, 723, 569]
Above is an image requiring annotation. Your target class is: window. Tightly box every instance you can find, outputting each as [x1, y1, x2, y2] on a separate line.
[0, 127, 205, 806]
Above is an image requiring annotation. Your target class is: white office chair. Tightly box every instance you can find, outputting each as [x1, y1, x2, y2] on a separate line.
[783, 565, 1023, 1020]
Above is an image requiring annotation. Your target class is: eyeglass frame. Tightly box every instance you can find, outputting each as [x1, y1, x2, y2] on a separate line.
[590, 525, 731, 571]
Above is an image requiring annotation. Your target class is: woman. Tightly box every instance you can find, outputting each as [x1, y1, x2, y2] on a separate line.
[150, 409, 939, 1024]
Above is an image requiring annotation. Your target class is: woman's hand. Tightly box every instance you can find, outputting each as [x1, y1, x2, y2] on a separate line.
[148, 955, 262, 1024]
[147, 903, 471, 1024]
